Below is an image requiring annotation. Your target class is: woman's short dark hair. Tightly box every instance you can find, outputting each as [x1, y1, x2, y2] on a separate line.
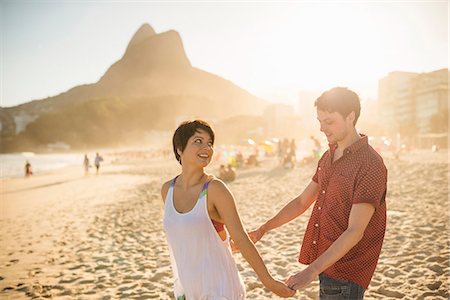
[172, 120, 215, 164]
[314, 87, 361, 126]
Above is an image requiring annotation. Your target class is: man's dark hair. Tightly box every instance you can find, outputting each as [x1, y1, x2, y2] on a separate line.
[314, 87, 361, 126]
[172, 120, 215, 165]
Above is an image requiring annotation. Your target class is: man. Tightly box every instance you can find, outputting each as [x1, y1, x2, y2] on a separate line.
[94, 152, 103, 175]
[250, 87, 387, 299]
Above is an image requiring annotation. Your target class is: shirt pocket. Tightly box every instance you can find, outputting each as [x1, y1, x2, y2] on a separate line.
[327, 173, 353, 203]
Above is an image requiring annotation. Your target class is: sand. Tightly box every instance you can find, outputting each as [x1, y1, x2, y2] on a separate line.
[0, 150, 448, 299]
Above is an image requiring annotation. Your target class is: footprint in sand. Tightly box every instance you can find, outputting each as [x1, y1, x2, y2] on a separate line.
[376, 287, 406, 298]
[68, 264, 89, 270]
[141, 282, 157, 290]
[95, 264, 112, 271]
[118, 283, 138, 292]
[149, 272, 166, 281]
[429, 263, 444, 275]
[59, 276, 83, 284]
[426, 280, 442, 290]
[124, 274, 143, 280]
[78, 279, 95, 285]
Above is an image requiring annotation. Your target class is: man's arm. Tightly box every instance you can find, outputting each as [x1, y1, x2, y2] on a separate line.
[286, 202, 375, 290]
[249, 180, 319, 243]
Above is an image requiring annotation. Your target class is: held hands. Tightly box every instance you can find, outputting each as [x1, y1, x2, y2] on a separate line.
[285, 267, 317, 290]
[248, 226, 265, 244]
[264, 277, 296, 297]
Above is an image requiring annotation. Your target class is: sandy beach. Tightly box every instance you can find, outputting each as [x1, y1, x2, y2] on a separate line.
[0, 150, 448, 299]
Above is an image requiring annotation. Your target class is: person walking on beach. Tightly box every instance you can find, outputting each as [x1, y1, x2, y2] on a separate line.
[310, 135, 322, 159]
[162, 120, 294, 299]
[83, 154, 90, 175]
[250, 87, 388, 299]
[94, 153, 103, 175]
[25, 160, 33, 177]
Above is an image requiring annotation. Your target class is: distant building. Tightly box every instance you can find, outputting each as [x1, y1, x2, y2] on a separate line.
[378, 68, 449, 147]
[263, 103, 297, 137]
[415, 69, 448, 134]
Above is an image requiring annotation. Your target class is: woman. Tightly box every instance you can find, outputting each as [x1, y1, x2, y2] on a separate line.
[162, 120, 294, 299]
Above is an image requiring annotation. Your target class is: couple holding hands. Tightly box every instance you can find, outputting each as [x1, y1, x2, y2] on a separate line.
[162, 87, 387, 300]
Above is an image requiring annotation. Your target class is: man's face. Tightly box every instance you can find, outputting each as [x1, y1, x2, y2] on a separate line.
[316, 109, 354, 144]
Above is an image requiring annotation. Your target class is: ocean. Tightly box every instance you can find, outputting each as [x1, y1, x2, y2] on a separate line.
[1, 152, 86, 179]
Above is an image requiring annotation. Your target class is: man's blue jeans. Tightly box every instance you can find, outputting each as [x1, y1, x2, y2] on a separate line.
[319, 274, 365, 300]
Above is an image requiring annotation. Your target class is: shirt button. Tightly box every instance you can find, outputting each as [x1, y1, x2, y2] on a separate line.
[318, 167, 321, 170]
[312, 241, 317, 244]
[322, 190, 326, 194]
[318, 206, 321, 210]
[315, 223, 319, 227]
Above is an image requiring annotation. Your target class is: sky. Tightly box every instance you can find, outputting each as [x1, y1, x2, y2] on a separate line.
[1, 1, 448, 107]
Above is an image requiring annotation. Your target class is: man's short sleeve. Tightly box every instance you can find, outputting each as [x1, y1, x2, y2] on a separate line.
[312, 152, 327, 183]
[312, 165, 320, 183]
[353, 160, 387, 208]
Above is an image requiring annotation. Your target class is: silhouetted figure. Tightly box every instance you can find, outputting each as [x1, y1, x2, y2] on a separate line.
[94, 153, 104, 175]
[277, 140, 284, 164]
[283, 149, 295, 169]
[226, 164, 236, 181]
[310, 135, 321, 159]
[219, 164, 227, 180]
[289, 139, 297, 163]
[218, 164, 236, 182]
[246, 154, 258, 167]
[25, 160, 33, 177]
[83, 154, 90, 174]
[236, 151, 244, 168]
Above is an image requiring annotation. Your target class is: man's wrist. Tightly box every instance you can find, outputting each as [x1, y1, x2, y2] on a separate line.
[307, 262, 321, 276]
[260, 223, 269, 235]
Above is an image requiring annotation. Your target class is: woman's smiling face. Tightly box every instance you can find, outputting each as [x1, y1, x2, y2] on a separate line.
[179, 129, 214, 167]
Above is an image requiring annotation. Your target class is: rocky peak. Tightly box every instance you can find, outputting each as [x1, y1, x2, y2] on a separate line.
[99, 26, 191, 84]
[125, 23, 156, 52]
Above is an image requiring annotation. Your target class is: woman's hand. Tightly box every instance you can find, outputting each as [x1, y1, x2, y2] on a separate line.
[285, 267, 317, 290]
[229, 238, 239, 253]
[248, 226, 265, 244]
[264, 277, 296, 297]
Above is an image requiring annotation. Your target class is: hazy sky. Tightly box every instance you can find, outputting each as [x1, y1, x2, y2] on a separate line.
[1, 1, 448, 107]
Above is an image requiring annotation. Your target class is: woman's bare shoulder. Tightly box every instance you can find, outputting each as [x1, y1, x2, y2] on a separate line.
[161, 179, 172, 202]
[208, 177, 233, 199]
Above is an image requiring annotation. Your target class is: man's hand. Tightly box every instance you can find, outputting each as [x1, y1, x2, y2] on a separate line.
[285, 267, 318, 290]
[248, 226, 265, 244]
[230, 238, 239, 253]
[263, 278, 296, 297]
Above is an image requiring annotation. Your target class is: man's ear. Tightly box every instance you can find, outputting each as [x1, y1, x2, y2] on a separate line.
[347, 111, 356, 124]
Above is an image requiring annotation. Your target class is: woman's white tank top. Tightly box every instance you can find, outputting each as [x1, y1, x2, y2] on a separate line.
[163, 177, 246, 300]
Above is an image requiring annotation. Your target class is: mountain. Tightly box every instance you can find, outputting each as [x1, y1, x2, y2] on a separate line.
[0, 23, 266, 152]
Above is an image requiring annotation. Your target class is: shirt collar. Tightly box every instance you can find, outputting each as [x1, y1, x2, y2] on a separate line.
[329, 134, 368, 155]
